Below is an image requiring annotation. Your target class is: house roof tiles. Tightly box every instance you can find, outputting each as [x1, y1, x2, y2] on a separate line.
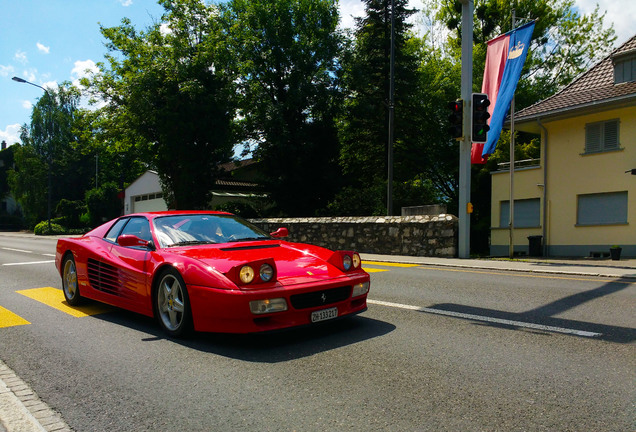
[515, 35, 636, 122]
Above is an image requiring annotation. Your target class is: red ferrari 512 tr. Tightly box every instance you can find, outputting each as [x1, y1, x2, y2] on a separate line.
[55, 211, 370, 336]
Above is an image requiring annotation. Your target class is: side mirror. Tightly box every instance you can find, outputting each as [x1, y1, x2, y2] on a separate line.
[270, 227, 289, 238]
[118, 234, 155, 250]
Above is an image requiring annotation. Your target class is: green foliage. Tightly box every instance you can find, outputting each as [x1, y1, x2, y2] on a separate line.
[56, 199, 88, 229]
[89, 0, 236, 209]
[436, 0, 616, 109]
[221, 0, 344, 216]
[85, 182, 122, 227]
[34, 221, 66, 236]
[213, 201, 262, 219]
[8, 144, 47, 228]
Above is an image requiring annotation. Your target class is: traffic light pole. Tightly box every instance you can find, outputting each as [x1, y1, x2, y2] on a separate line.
[458, 0, 473, 259]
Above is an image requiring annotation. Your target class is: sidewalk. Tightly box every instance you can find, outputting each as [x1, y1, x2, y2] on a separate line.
[361, 253, 636, 279]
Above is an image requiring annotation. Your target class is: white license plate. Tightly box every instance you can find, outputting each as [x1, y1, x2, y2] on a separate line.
[311, 307, 338, 323]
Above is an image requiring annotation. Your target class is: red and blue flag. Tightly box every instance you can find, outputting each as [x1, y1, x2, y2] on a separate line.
[472, 21, 535, 164]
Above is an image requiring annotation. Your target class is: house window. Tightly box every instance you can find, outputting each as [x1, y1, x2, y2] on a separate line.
[584, 119, 620, 154]
[577, 191, 627, 226]
[500, 198, 540, 228]
[614, 55, 636, 84]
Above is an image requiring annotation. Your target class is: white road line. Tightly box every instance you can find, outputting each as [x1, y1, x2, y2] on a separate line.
[2, 247, 33, 254]
[41, 253, 56, 257]
[2, 260, 55, 266]
[368, 299, 602, 338]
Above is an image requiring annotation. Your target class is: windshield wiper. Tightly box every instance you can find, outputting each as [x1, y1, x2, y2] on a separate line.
[168, 240, 215, 247]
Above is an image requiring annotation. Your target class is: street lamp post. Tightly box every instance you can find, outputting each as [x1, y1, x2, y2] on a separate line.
[12, 76, 53, 233]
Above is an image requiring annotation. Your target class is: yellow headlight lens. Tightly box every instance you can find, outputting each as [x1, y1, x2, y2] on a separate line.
[352, 253, 361, 268]
[239, 265, 255, 284]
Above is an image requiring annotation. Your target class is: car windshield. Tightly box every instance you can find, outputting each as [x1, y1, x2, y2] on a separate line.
[153, 214, 271, 248]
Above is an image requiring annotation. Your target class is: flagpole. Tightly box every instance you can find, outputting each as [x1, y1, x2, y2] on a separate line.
[508, 9, 516, 259]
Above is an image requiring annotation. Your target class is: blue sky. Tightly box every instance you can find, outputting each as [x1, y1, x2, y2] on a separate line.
[1, 0, 634, 147]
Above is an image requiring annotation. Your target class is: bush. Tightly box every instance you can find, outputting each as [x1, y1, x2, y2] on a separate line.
[34, 220, 66, 236]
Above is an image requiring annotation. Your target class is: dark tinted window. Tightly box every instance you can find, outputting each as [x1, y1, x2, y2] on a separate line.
[120, 217, 152, 242]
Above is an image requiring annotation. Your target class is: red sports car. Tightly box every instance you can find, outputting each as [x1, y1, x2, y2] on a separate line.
[55, 211, 370, 336]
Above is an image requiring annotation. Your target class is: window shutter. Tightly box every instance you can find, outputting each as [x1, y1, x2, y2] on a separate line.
[604, 120, 619, 150]
[585, 123, 601, 153]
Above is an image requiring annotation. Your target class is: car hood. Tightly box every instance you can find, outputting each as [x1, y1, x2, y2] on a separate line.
[165, 240, 347, 285]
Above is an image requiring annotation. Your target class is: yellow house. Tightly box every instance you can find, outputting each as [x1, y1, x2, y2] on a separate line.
[491, 35, 636, 257]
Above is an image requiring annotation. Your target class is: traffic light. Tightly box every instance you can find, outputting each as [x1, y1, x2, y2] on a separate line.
[471, 93, 490, 143]
[448, 99, 463, 140]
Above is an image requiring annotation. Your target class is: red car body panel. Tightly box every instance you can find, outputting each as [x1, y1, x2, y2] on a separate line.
[55, 211, 370, 334]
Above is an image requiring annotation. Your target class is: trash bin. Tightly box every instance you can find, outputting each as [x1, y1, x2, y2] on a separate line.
[528, 235, 543, 257]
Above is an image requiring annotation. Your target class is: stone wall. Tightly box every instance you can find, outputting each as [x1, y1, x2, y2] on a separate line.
[249, 215, 458, 257]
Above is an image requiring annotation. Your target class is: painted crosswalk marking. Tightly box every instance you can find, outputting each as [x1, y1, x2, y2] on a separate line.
[362, 260, 420, 273]
[0, 306, 30, 328]
[16, 287, 112, 318]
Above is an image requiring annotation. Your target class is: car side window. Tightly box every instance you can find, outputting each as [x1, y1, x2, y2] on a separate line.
[119, 217, 152, 243]
[104, 218, 129, 243]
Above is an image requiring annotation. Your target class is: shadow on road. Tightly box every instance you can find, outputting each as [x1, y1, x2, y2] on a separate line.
[92, 310, 395, 362]
[426, 276, 635, 343]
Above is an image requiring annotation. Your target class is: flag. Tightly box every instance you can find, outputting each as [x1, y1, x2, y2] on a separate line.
[472, 21, 535, 163]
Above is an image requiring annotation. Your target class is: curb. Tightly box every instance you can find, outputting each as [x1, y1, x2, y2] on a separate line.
[0, 361, 72, 432]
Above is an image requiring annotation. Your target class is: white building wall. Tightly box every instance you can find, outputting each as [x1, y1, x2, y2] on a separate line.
[124, 171, 168, 214]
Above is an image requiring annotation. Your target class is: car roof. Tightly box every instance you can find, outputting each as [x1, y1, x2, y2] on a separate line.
[128, 210, 234, 219]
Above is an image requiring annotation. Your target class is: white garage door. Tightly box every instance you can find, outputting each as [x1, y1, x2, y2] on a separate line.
[132, 193, 168, 213]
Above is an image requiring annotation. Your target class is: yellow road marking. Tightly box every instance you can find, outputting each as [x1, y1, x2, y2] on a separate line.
[362, 261, 420, 268]
[0, 306, 30, 328]
[16, 287, 112, 317]
[363, 267, 389, 273]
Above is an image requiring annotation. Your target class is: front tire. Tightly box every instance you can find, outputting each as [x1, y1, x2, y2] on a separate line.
[62, 254, 82, 306]
[155, 268, 192, 337]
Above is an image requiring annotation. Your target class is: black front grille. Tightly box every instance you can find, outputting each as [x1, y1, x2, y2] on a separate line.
[290, 286, 351, 310]
[87, 258, 121, 296]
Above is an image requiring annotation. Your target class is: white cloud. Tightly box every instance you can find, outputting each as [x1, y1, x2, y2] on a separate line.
[21, 100, 32, 110]
[119, 0, 133, 6]
[71, 59, 98, 82]
[14, 50, 28, 65]
[41, 80, 57, 92]
[19, 69, 37, 82]
[575, 0, 636, 46]
[339, 0, 366, 29]
[36, 42, 50, 54]
[0, 124, 23, 146]
[0, 64, 14, 77]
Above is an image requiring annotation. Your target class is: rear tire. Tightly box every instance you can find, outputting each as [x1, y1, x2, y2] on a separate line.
[62, 254, 82, 306]
[155, 268, 192, 337]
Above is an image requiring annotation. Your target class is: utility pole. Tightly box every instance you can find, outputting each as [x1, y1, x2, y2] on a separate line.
[387, 0, 395, 216]
[458, 0, 473, 258]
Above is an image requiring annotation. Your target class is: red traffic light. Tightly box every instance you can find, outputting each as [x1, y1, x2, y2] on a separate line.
[448, 99, 463, 140]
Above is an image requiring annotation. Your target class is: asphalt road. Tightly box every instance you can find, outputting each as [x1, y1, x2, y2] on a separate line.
[0, 234, 634, 431]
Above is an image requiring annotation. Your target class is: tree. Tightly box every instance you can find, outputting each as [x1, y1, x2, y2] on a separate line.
[437, 0, 616, 108]
[9, 84, 86, 228]
[332, 0, 443, 215]
[221, 0, 344, 216]
[88, 0, 236, 209]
